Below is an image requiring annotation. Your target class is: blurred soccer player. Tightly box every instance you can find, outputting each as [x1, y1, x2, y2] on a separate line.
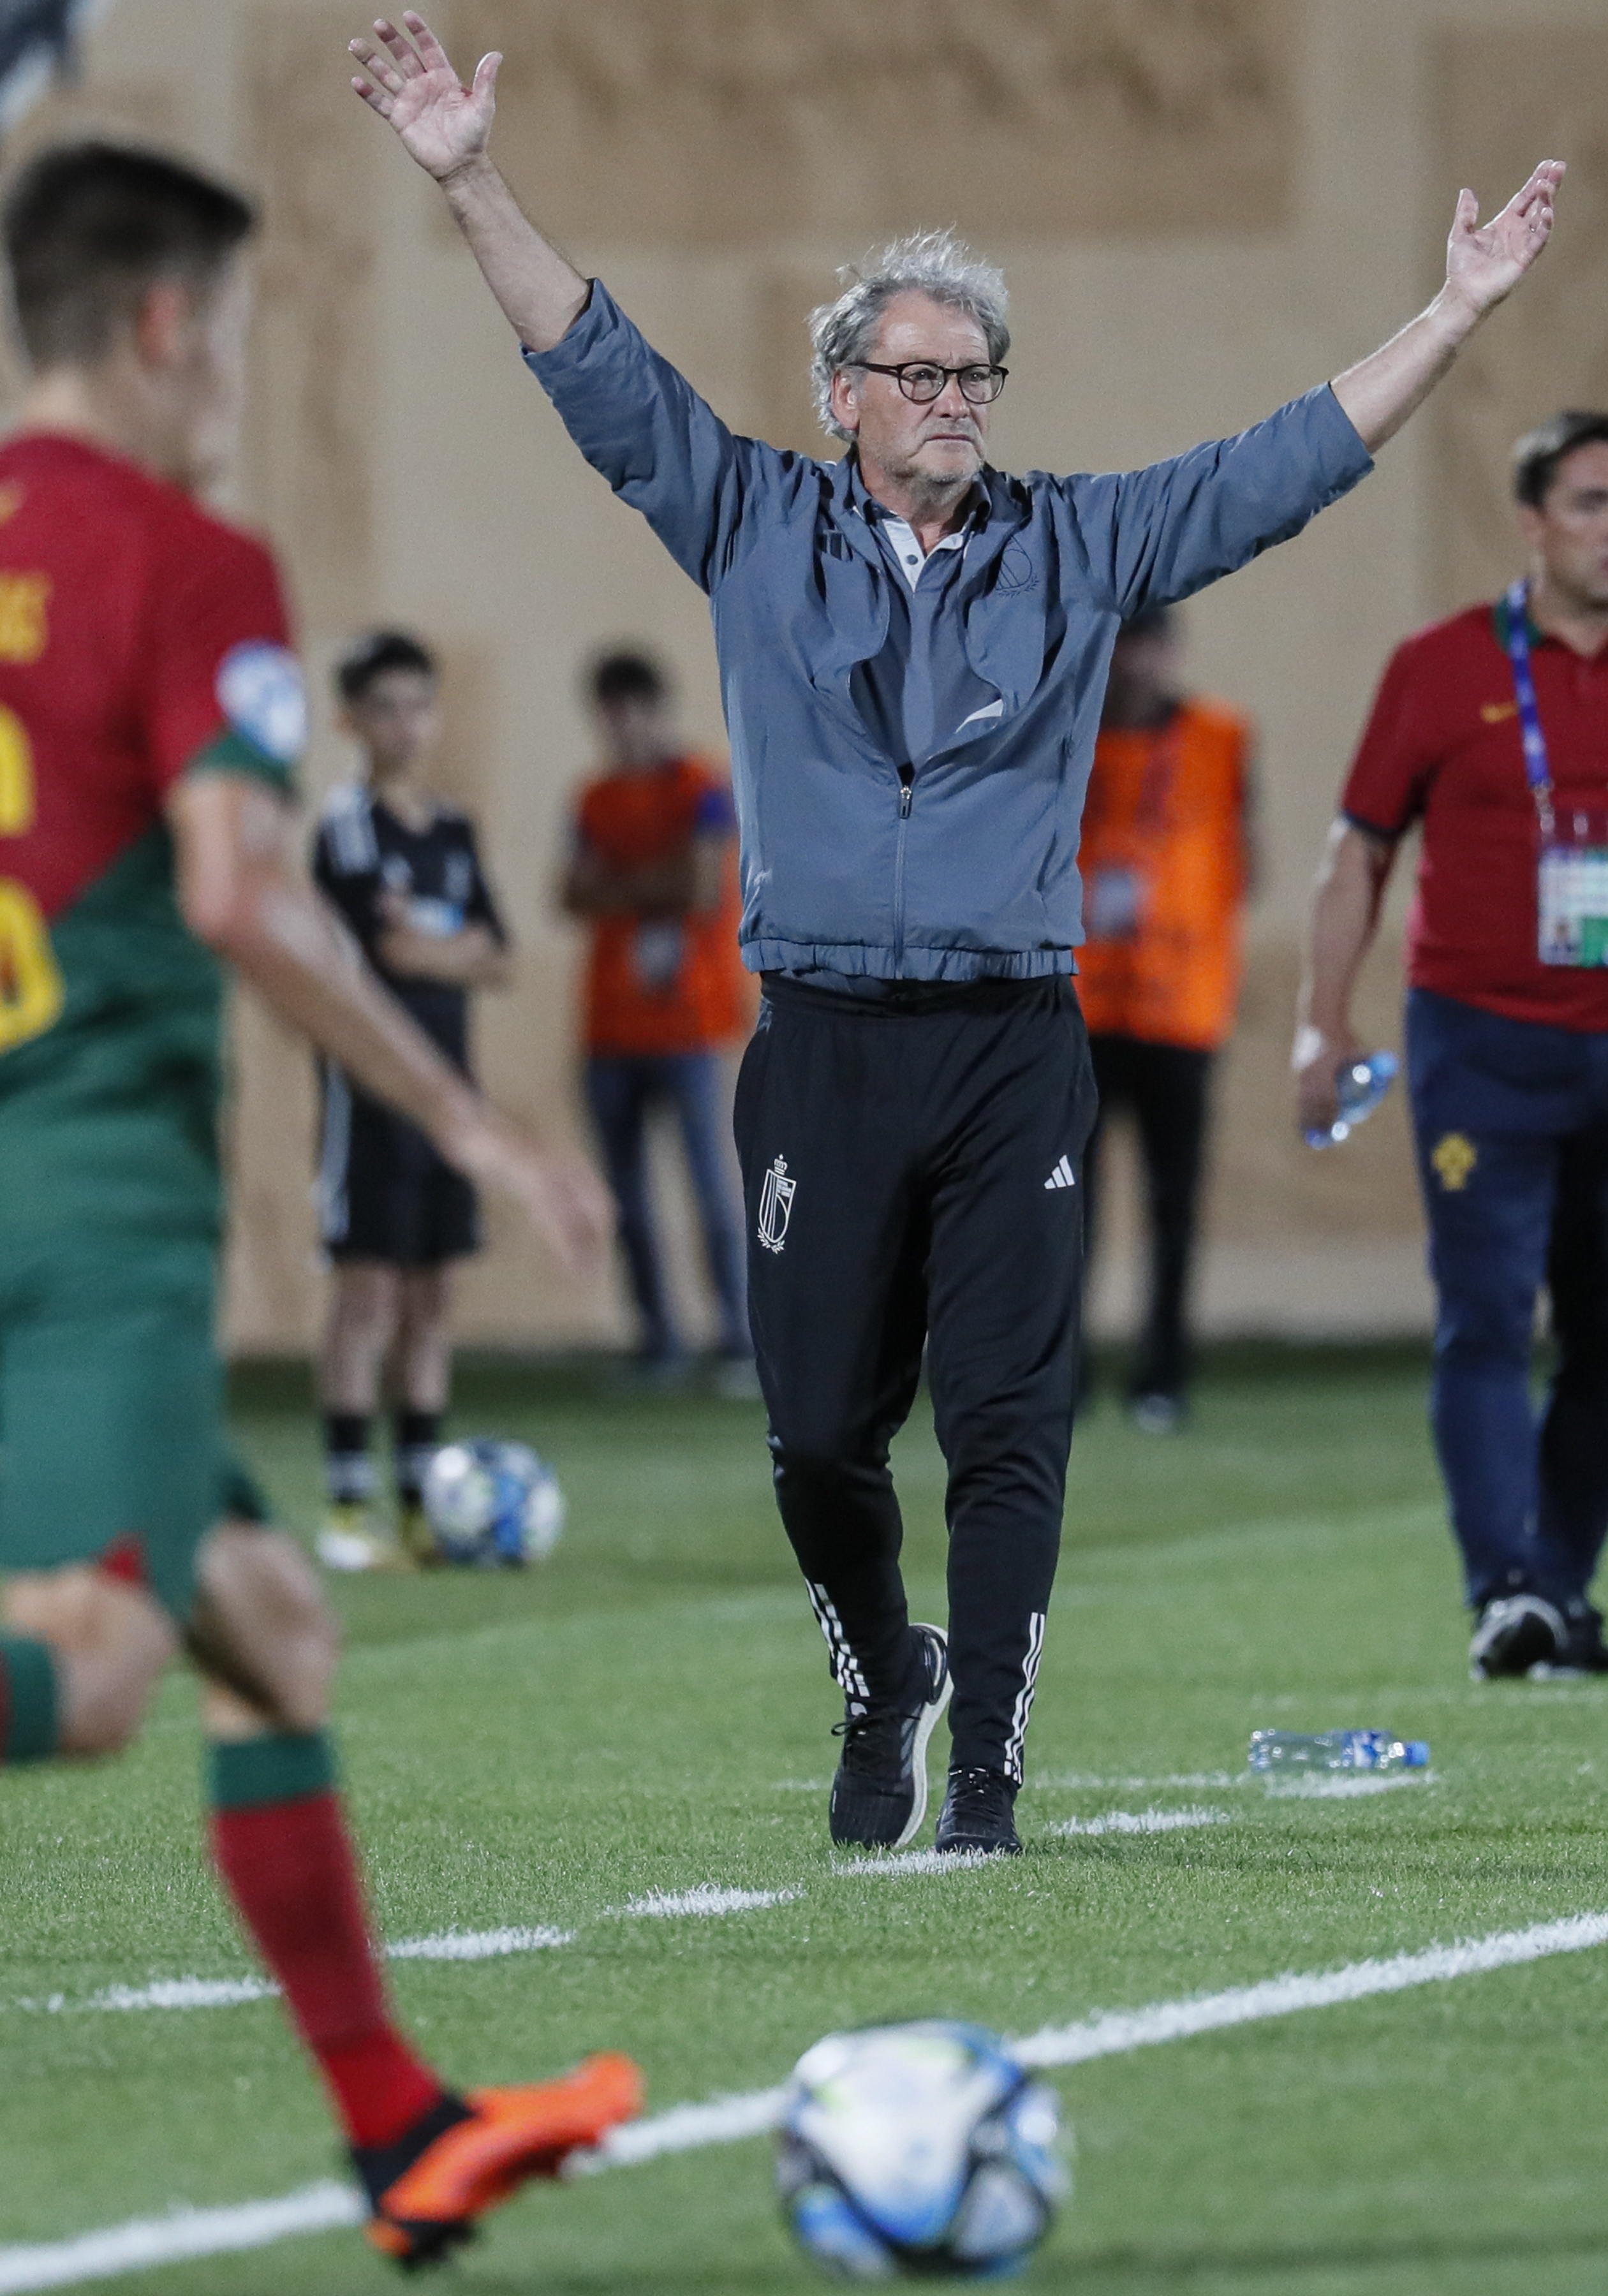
[352, 9, 1560, 1852]
[1298, 411, 1608, 1682]
[561, 647, 751, 1385]
[314, 630, 512, 1570]
[0, 142, 637, 2263]
[1077, 607, 1256, 1431]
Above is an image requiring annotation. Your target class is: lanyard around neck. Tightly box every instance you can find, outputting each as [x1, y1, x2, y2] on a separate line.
[1503, 577, 1556, 836]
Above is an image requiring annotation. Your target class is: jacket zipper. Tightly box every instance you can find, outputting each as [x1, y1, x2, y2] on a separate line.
[892, 765, 913, 967]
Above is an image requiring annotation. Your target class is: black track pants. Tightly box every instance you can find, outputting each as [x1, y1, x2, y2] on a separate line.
[734, 975, 1098, 1783]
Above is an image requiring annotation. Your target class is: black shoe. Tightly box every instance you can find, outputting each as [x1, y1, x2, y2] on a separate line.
[1469, 1593, 1566, 1680]
[935, 1765, 1022, 1856]
[1537, 1601, 1608, 1678]
[829, 1623, 951, 1850]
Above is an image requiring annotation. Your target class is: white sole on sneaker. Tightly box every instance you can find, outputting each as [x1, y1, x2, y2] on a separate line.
[894, 1623, 954, 1850]
[1469, 1593, 1565, 1680]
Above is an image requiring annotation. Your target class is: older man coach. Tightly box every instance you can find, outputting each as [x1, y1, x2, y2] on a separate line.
[351, 12, 1561, 1855]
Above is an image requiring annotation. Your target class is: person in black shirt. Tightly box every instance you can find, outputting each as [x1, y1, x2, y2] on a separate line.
[311, 631, 511, 1568]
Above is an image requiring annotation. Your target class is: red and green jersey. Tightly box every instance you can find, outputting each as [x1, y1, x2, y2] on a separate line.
[0, 433, 303, 1242]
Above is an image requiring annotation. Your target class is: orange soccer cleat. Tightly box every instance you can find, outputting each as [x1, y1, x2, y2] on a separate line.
[355, 2052, 644, 2269]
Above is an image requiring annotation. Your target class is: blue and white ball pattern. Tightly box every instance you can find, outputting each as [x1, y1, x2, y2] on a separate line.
[421, 1438, 564, 1568]
[776, 2021, 1066, 2280]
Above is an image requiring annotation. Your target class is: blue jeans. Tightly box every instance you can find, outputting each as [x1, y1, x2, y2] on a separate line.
[1407, 987, 1608, 1611]
[585, 1051, 749, 1358]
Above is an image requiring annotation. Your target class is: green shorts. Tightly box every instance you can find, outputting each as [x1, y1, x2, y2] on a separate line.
[0, 1239, 267, 1623]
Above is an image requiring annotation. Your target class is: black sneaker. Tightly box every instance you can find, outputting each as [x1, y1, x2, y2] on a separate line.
[828, 1623, 951, 1850]
[1469, 1593, 1566, 1681]
[935, 1765, 1022, 1856]
[1535, 1601, 1608, 1679]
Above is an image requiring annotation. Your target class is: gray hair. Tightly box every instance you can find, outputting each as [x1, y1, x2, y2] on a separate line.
[808, 228, 1009, 445]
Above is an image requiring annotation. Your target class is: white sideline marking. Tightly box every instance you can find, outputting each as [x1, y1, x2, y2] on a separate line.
[588, 1910, 1608, 2165]
[1048, 1806, 1231, 1837]
[1009, 1911, 1608, 2069]
[386, 1926, 574, 1961]
[0, 2183, 362, 2293]
[70, 1980, 277, 2014]
[8, 1911, 1608, 2287]
[832, 1849, 992, 1877]
[616, 1886, 799, 1918]
[22, 1930, 575, 2016]
[578, 2086, 790, 2170]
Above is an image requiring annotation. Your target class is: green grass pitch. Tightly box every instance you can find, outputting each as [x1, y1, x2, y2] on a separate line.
[5, 1344, 1608, 2294]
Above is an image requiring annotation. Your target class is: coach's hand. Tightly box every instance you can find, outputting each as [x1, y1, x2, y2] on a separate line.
[350, 11, 499, 181]
[446, 1105, 615, 1280]
[1443, 161, 1565, 323]
[348, 7, 589, 352]
[1292, 1024, 1367, 1142]
[1330, 162, 1563, 453]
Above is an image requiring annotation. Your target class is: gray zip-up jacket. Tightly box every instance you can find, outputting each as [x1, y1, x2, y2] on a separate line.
[529, 284, 1373, 982]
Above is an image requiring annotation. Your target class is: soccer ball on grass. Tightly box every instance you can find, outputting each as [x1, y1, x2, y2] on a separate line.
[776, 2020, 1066, 2280]
[420, 1438, 564, 1567]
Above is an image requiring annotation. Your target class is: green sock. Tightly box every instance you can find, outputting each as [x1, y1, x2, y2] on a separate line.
[0, 1634, 60, 1763]
[207, 1729, 337, 1811]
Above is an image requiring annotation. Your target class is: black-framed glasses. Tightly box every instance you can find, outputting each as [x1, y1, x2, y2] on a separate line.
[851, 360, 1008, 406]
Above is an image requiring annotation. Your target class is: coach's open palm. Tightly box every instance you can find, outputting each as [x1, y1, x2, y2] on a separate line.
[350, 11, 499, 179]
[1445, 161, 1565, 319]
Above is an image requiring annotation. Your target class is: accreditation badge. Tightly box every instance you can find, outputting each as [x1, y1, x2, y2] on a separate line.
[1538, 808, 1608, 967]
[1085, 865, 1144, 941]
[631, 918, 686, 990]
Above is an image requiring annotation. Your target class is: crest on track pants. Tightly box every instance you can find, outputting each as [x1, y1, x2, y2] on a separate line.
[757, 1155, 796, 1254]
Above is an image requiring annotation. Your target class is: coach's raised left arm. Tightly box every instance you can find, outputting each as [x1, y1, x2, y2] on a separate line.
[1331, 162, 1562, 451]
[1070, 160, 1563, 619]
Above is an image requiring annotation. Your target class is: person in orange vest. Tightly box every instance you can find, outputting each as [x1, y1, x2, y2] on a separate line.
[1076, 606, 1257, 1430]
[561, 648, 754, 1381]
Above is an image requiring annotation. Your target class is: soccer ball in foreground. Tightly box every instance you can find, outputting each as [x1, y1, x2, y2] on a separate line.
[776, 2021, 1066, 2280]
[420, 1439, 564, 1567]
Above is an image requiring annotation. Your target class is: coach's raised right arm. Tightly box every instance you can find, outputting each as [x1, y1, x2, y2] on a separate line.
[350, 12, 805, 592]
[350, 15, 584, 351]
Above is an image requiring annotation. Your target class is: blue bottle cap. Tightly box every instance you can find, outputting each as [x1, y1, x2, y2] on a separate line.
[1403, 1740, 1429, 1768]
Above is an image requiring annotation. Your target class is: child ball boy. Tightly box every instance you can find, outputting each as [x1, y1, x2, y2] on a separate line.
[313, 632, 510, 1570]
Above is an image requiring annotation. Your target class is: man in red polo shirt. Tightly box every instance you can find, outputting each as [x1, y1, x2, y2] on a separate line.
[1296, 409, 1608, 1679]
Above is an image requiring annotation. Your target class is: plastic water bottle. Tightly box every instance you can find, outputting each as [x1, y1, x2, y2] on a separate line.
[1303, 1050, 1399, 1149]
[1248, 1729, 1428, 1775]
